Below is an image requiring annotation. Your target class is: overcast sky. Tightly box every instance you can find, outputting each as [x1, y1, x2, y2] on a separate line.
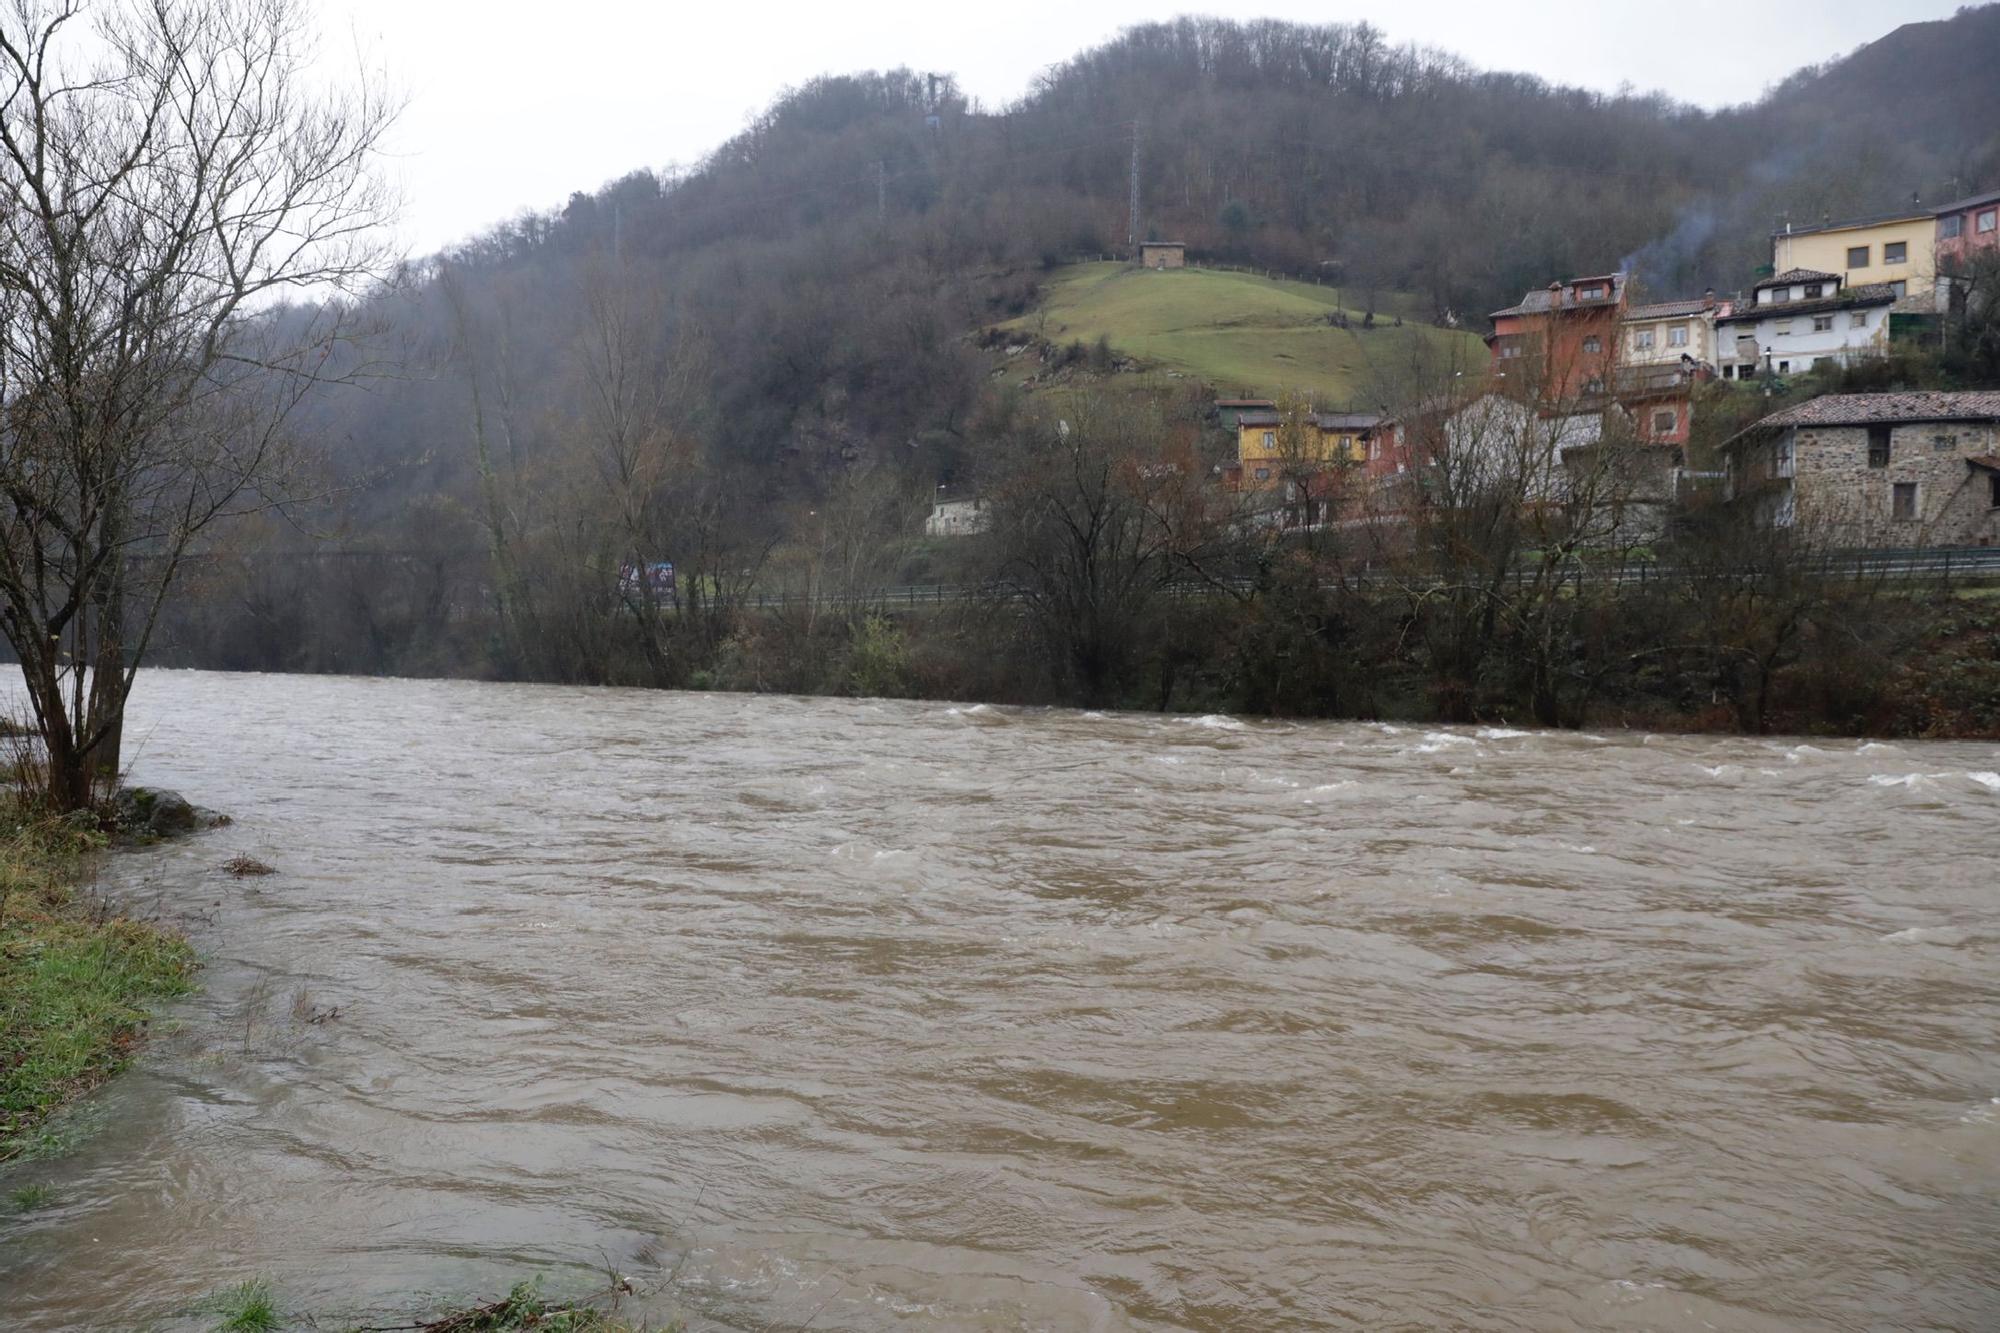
[318, 0, 1968, 257]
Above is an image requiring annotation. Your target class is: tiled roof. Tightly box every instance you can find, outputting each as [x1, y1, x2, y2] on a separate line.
[1623, 298, 1715, 320]
[1716, 284, 1896, 323]
[1490, 273, 1626, 320]
[1754, 268, 1840, 290]
[1215, 398, 1274, 408]
[1313, 412, 1383, 431]
[1965, 455, 2000, 474]
[1732, 393, 2000, 443]
[1235, 410, 1281, 427]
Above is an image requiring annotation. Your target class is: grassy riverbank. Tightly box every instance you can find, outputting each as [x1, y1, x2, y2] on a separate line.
[0, 804, 196, 1161]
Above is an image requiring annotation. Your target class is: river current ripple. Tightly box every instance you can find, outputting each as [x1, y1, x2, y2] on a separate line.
[1, 671, 1996, 1329]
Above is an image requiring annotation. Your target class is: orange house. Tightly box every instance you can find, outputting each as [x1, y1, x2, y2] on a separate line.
[1487, 273, 1628, 401]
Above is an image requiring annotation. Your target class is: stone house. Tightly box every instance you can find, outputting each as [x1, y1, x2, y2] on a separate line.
[1138, 241, 1186, 270]
[924, 497, 991, 538]
[1722, 392, 2000, 547]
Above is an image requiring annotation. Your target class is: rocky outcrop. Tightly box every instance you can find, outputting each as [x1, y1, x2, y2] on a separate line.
[111, 786, 225, 841]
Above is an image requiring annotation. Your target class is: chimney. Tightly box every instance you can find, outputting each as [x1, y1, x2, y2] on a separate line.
[1703, 287, 1715, 304]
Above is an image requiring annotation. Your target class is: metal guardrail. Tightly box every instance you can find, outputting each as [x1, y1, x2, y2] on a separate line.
[737, 548, 2000, 609]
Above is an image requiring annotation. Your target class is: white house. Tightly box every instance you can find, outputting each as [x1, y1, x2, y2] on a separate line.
[1715, 268, 1893, 380]
[924, 497, 990, 537]
[1438, 392, 1602, 503]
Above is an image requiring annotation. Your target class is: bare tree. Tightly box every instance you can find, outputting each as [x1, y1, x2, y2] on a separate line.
[0, 0, 397, 809]
[988, 395, 1183, 706]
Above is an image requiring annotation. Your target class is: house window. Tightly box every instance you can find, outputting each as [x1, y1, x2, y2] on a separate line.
[1652, 408, 1675, 435]
[1991, 474, 2000, 508]
[1890, 280, 1907, 298]
[1980, 209, 1998, 234]
[1847, 245, 1870, 267]
[1884, 241, 1907, 264]
[1892, 482, 1918, 521]
[1778, 360, 1791, 373]
[1583, 376, 1605, 393]
[1804, 284, 1824, 298]
[1261, 431, 1275, 448]
[1774, 489, 1796, 527]
[1867, 424, 1891, 467]
[1579, 285, 1604, 299]
[1770, 288, 1791, 304]
[1850, 312, 1867, 329]
[1939, 215, 1962, 239]
[1368, 439, 1380, 461]
[1775, 320, 1792, 335]
[1774, 436, 1795, 478]
[1253, 467, 1270, 480]
[1582, 335, 1602, 353]
[1500, 343, 1521, 358]
[1633, 329, 1655, 350]
[1669, 326, 1689, 347]
[1813, 315, 1833, 332]
[1932, 433, 1957, 451]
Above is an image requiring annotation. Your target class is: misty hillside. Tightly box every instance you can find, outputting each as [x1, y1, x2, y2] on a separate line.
[314, 8, 1998, 484]
[164, 6, 2000, 679]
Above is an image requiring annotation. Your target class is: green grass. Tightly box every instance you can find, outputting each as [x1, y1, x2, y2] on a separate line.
[0, 806, 196, 1162]
[206, 1279, 280, 1332]
[8, 1181, 53, 1210]
[200, 1275, 667, 1332]
[1002, 262, 1486, 401]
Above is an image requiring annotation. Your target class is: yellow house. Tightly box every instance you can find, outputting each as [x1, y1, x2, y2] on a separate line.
[1234, 409, 1372, 488]
[1771, 210, 1936, 298]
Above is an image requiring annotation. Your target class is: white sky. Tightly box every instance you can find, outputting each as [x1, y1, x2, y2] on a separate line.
[317, 0, 1968, 257]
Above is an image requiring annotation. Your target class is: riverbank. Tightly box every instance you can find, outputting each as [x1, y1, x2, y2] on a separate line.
[0, 804, 196, 1162]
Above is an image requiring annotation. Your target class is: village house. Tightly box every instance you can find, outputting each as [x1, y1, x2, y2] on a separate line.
[1934, 186, 2000, 276]
[1487, 273, 1627, 400]
[1715, 269, 1894, 379]
[1721, 391, 2000, 547]
[1230, 407, 1381, 490]
[1770, 207, 1937, 301]
[1213, 397, 1275, 430]
[1138, 240, 1186, 270]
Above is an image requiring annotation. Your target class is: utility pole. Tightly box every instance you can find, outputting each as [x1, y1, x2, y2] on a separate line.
[1127, 120, 1141, 253]
[874, 160, 886, 224]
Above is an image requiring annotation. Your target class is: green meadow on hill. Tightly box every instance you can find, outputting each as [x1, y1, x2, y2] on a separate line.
[1005, 262, 1487, 402]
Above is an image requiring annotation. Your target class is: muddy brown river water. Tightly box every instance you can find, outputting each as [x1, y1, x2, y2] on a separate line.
[1, 670, 1997, 1329]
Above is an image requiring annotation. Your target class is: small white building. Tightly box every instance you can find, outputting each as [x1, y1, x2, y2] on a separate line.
[1620, 294, 1720, 369]
[924, 497, 990, 538]
[1715, 268, 1893, 380]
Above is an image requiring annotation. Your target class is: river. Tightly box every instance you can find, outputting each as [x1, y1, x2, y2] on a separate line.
[1, 670, 1996, 1329]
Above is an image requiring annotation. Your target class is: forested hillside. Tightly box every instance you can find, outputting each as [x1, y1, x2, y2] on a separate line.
[152, 6, 2000, 684]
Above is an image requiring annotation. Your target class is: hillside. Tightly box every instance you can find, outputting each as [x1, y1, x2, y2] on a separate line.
[146, 8, 2000, 682]
[1002, 263, 1485, 402]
